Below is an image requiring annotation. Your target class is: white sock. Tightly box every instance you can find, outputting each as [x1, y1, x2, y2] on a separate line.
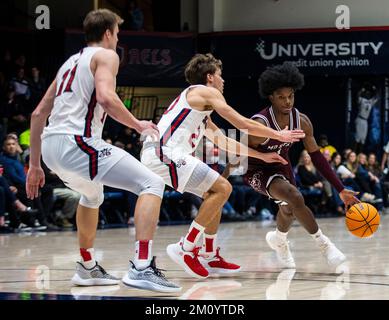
[183, 220, 205, 251]
[275, 228, 288, 241]
[311, 229, 327, 246]
[133, 240, 152, 270]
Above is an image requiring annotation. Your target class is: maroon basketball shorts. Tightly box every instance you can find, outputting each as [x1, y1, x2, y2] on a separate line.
[244, 165, 296, 199]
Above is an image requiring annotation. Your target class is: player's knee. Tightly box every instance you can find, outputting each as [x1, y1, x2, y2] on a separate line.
[287, 189, 305, 208]
[79, 193, 104, 209]
[281, 207, 294, 218]
[215, 178, 232, 199]
[141, 175, 165, 199]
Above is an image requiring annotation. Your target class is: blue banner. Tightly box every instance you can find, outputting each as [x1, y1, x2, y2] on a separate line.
[65, 30, 195, 86]
[203, 29, 389, 76]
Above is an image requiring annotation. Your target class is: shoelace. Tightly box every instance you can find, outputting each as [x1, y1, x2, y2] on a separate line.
[277, 241, 291, 256]
[150, 265, 167, 279]
[130, 259, 168, 279]
[214, 247, 225, 262]
[190, 247, 208, 270]
[319, 241, 331, 254]
[95, 263, 109, 275]
[192, 246, 202, 257]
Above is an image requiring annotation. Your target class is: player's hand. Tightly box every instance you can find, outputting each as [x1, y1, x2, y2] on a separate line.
[258, 152, 288, 165]
[26, 165, 45, 200]
[277, 126, 305, 143]
[339, 189, 360, 211]
[135, 120, 160, 142]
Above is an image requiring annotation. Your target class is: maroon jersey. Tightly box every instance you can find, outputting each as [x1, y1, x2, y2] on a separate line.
[245, 106, 301, 199]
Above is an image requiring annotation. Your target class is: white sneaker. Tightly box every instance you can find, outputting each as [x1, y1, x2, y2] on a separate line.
[266, 231, 296, 268]
[122, 257, 182, 293]
[71, 262, 120, 286]
[319, 238, 346, 267]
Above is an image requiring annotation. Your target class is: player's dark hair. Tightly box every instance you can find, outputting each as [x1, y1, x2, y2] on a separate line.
[83, 9, 123, 44]
[185, 53, 222, 85]
[258, 62, 305, 97]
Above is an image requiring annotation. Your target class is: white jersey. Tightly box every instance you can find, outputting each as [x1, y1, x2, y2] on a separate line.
[42, 46, 107, 139]
[148, 85, 213, 155]
[141, 85, 218, 194]
[357, 96, 375, 120]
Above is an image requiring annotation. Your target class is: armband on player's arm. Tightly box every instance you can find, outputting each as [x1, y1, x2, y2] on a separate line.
[309, 150, 344, 193]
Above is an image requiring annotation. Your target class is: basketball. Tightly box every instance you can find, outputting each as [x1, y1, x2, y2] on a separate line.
[345, 203, 380, 238]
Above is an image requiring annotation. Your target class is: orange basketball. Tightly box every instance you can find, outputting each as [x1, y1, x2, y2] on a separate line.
[345, 202, 380, 238]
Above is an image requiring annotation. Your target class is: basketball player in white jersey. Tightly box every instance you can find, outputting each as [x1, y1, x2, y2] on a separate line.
[141, 53, 306, 279]
[26, 9, 180, 293]
[354, 83, 378, 153]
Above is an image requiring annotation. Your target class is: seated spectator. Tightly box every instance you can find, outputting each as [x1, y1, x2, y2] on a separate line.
[115, 127, 141, 158]
[9, 67, 30, 114]
[345, 151, 375, 202]
[357, 153, 383, 209]
[5, 132, 23, 162]
[297, 150, 325, 193]
[318, 134, 337, 158]
[331, 152, 358, 187]
[297, 150, 332, 213]
[381, 140, 389, 177]
[331, 152, 360, 211]
[42, 161, 80, 228]
[342, 148, 352, 162]
[367, 153, 389, 209]
[0, 136, 27, 187]
[0, 173, 38, 230]
[0, 136, 54, 230]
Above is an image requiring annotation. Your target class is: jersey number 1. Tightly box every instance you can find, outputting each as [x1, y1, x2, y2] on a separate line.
[57, 64, 78, 96]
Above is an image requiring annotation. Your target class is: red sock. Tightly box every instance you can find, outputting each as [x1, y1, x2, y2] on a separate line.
[203, 233, 217, 257]
[80, 248, 96, 269]
[134, 240, 152, 270]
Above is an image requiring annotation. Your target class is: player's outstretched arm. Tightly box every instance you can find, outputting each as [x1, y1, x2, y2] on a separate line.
[204, 87, 305, 143]
[27, 79, 57, 199]
[94, 49, 158, 139]
[204, 120, 287, 165]
[300, 113, 359, 209]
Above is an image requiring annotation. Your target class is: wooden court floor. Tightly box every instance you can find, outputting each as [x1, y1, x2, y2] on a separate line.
[1, 215, 389, 300]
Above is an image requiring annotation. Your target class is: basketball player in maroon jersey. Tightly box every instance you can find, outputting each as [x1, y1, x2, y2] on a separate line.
[245, 62, 359, 268]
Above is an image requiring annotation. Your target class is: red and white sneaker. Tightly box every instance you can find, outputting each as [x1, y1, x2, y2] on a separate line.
[166, 238, 209, 279]
[199, 247, 241, 274]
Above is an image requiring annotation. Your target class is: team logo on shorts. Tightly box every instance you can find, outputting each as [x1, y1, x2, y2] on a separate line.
[176, 159, 187, 168]
[248, 172, 262, 191]
[99, 148, 112, 158]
